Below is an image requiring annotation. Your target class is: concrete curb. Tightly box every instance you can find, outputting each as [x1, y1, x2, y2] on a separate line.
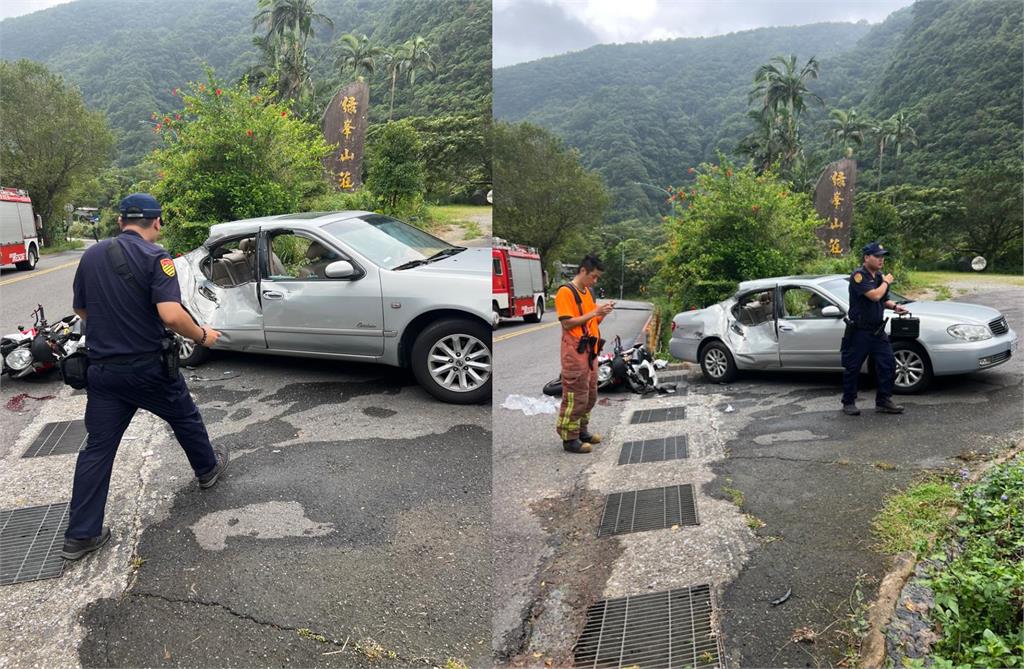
[858, 441, 1024, 668]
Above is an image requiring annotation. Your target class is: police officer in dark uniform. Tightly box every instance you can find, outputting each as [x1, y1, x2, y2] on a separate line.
[841, 241, 908, 416]
[61, 193, 227, 560]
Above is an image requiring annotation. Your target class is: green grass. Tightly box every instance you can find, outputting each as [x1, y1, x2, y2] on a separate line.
[427, 204, 489, 226]
[871, 476, 958, 554]
[908, 270, 1024, 288]
[458, 221, 482, 240]
[40, 239, 85, 255]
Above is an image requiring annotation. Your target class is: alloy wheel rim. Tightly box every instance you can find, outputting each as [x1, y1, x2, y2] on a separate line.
[706, 348, 727, 377]
[178, 335, 195, 360]
[894, 349, 924, 388]
[428, 334, 491, 392]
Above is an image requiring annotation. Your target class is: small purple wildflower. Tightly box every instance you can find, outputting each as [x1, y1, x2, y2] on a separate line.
[1001, 494, 1009, 502]
[958, 468, 970, 480]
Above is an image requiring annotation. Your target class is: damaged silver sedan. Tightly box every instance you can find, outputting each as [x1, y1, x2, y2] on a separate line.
[173, 211, 492, 404]
[670, 274, 1017, 393]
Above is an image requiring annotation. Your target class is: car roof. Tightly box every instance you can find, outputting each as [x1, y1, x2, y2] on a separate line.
[736, 274, 847, 291]
[205, 211, 374, 245]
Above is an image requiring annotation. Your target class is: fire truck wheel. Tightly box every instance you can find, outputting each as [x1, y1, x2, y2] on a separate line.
[15, 246, 38, 271]
[523, 298, 544, 323]
[412, 318, 492, 404]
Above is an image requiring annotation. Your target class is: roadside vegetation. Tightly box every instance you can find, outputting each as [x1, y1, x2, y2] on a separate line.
[39, 239, 85, 255]
[874, 454, 1024, 668]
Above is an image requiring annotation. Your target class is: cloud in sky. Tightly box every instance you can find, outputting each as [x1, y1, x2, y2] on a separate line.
[494, 0, 915, 68]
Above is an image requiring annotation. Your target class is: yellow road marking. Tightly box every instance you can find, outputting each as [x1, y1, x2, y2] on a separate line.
[494, 320, 560, 342]
[0, 260, 80, 287]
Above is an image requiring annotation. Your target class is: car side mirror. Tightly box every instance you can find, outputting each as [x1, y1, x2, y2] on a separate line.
[821, 305, 842, 317]
[324, 260, 358, 279]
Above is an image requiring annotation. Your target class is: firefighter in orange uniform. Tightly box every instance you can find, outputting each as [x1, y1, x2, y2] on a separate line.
[555, 254, 615, 453]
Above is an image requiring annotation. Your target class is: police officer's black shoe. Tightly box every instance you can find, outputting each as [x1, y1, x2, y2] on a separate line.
[198, 445, 230, 489]
[842, 403, 861, 416]
[61, 526, 111, 561]
[876, 400, 905, 414]
[563, 439, 592, 454]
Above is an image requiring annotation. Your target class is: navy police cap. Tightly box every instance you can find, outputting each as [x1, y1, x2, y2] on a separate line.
[119, 192, 162, 219]
[861, 241, 889, 257]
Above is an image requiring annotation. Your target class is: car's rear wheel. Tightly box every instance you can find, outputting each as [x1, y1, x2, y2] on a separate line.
[700, 340, 738, 384]
[177, 334, 211, 367]
[412, 318, 492, 404]
[524, 298, 543, 323]
[891, 340, 932, 394]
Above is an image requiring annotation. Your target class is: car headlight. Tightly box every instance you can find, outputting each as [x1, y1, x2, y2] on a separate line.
[5, 348, 33, 371]
[946, 324, 992, 341]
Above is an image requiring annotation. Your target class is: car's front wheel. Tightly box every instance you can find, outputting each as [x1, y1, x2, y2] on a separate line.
[891, 340, 932, 394]
[699, 340, 738, 384]
[412, 319, 492, 404]
[177, 334, 211, 367]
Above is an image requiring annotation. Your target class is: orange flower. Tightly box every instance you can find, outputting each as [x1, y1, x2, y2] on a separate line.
[163, 117, 170, 124]
[155, 123, 162, 131]
[281, 110, 287, 117]
[751, 205, 761, 213]
[687, 167, 695, 174]
[215, 88, 222, 96]
[175, 114, 181, 120]
[780, 191, 788, 198]
[726, 169, 733, 177]
[199, 84, 206, 92]
[246, 129, 253, 137]
[172, 88, 178, 96]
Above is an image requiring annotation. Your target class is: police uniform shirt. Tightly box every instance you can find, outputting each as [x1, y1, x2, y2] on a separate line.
[72, 230, 181, 360]
[847, 267, 889, 328]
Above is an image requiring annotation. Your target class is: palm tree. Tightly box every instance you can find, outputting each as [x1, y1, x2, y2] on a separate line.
[252, 0, 332, 106]
[873, 116, 898, 191]
[383, 44, 409, 120]
[827, 108, 872, 158]
[738, 109, 786, 172]
[748, 55, 823, 172]
[887, 111, 918, 183]
[402, 36, 436, 87]
[335, 33, 381, 81]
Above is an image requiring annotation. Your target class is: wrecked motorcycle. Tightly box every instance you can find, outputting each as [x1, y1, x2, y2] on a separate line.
[1, 305, 85, 379]
[542, 336, 669, 396]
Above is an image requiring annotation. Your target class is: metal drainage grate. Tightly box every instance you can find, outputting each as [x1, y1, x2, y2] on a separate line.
[598, 484, 699, 536]
[0, 503, 69, 585]
[574, 584, 721, 669]
[23, 420, 88, 458]
[630, 406, 686, 424]
[657, 374, 688, 384]
[618, 436, 689, 465]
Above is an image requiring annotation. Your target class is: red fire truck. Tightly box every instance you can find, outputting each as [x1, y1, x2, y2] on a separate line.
[0, 187, 42, 271]
[493, 238, 546, 325]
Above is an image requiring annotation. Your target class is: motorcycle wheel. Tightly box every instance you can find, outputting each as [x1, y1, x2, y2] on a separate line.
[542, 378, 563, 397]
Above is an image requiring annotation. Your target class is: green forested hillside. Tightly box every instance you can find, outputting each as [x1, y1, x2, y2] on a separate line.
[494, 1, 1022, 224]
[0, 0, 490, 165]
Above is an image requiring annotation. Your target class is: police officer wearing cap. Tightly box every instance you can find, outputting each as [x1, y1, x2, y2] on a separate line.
[61, 193, 227, 560]
[841, 241, 908, 416]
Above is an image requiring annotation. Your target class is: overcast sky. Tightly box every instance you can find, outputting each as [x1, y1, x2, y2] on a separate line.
[494, 0, 916, 68]
[0, 0, 75, 21]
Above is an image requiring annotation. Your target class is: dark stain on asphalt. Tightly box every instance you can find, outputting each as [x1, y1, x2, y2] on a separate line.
[363, 406, 397, 418]
[79, 423, 492, 668]
[189, 385, 261, 405]
[216, 417, 299, 449]
[229, 408, 252, 420]
[500, 482, 624, 665]
[263, 379, 410, 411]
[200, 408, 228, 425]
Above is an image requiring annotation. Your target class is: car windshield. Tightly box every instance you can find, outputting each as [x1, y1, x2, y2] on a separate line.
[322, 214, 455, 270]
[821, 278, 913, 305]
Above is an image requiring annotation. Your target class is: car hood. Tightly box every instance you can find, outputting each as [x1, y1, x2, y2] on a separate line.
[900, 300, 1004, 324]
[398, 246, 490, 278]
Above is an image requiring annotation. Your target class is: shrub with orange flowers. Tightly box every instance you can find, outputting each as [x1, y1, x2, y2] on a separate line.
[654, 156, 821, 311]
[150, 69, 332, 254]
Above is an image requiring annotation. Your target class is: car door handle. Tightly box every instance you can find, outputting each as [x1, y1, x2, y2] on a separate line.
[778, 324, 795, 332]
[262, 290, 284, 299]
[198, 285, 218, 303]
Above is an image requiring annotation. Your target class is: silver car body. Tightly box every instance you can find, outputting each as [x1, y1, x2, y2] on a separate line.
[670, 274, 1017, 377]
[173, 211, 490, 367]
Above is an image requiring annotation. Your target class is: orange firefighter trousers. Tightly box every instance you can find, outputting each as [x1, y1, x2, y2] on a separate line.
[556, 331, 598, 441]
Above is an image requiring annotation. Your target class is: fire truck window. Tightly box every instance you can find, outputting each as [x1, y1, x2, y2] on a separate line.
[493, 258, 503, 275]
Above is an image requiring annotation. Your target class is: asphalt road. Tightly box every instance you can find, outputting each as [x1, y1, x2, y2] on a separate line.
[0, 252, 492, 668]
[706, 285, 1023, 667]
[491, 300, 653, 660]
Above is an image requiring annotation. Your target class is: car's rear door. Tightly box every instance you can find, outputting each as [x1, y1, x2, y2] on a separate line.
[726, 288, 781, 368]
[259, 228, 385, 358]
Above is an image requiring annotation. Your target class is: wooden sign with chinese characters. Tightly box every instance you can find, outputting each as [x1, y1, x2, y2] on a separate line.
[813, 158, 856, 256]
[322, 80, 369, 191]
